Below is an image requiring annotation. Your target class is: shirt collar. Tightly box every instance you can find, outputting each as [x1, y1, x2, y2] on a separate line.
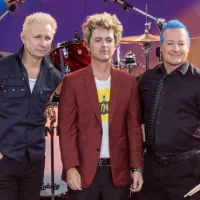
[155, 60, 189, 75]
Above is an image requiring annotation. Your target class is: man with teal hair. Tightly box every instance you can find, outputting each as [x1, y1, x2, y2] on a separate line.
[134, 20, 200, 200]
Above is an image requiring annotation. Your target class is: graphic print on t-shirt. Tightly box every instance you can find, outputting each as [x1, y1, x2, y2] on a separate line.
[97, 88, 110, 122]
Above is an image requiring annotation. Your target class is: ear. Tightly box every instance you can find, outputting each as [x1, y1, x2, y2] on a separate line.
[160, 45, 162, 53]
[86, 43, 91, 52]
[20, 32, 26, 44]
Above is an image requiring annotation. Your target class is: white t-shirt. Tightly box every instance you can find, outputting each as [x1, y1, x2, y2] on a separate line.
[95, 75, 111, 158]
[29, 78, 37, 93]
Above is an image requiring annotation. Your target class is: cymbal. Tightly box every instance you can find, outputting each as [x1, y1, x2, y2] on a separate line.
[120, 33, 160, 44]
[190, 37, 200, 40]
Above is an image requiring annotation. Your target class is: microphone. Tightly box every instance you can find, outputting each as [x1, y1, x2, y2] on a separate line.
[156, 18, 166, 31]
[46, 103, 56, 123]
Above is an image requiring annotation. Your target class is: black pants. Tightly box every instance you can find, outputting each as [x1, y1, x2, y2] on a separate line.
[0, 151, 45, 200]
[68, 166, 130, 200]
[132, 153, 200, 200]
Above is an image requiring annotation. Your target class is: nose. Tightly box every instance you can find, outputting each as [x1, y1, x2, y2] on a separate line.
[40, 38, 46, 47]
[101, 40, 107, 47]
[173, 44, 180, 52]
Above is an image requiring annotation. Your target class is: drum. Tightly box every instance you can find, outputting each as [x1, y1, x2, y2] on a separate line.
[49, 40, 91, 74]
[113, 51, 145, 77]
[41, 107, 67, 198]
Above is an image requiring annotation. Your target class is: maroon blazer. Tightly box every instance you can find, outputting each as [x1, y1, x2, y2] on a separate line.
[58, 65, 143, 188]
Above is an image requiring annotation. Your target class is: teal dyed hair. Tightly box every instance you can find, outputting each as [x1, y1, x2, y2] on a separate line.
[160, 20, 190, 45]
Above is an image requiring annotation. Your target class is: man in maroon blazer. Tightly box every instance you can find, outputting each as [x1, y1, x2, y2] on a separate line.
[58, 12, 144, 200]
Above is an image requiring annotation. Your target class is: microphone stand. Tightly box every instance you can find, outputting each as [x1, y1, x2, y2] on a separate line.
[45, 105, 57, 200]
[0, 0, 24, 21]
[105, 0, 165, 31]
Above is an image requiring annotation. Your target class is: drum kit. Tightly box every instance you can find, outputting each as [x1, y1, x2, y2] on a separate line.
[49, 30, 161, 77]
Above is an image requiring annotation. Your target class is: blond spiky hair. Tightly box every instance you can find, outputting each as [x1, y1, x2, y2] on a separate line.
[82, 12, 123, 46]
[22, 12, 57, 34]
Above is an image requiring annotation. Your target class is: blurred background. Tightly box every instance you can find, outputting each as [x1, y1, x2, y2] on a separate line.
[0, 0, 200, 69]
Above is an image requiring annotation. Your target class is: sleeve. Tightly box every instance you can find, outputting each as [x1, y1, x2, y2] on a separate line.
[51, 68, 64, 102]
[127, 77, 144, 169]
[58, 76, 80, 171]
[53, 68, 64, 91]
[0, 0, 9, 14]
[138, 75, 144, 124]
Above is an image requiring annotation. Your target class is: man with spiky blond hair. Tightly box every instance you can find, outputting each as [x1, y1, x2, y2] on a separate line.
[0, 12, 62, 200]
[59, 12, 143, 200]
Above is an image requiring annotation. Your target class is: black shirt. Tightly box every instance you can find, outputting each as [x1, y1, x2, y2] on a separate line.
[0, 47, 63, 162]
[139, 60, 200, 156]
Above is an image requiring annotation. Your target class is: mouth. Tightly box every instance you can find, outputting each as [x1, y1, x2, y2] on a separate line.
[100, 50, 109, 54]
[169, 54, 182, 57]
[37, 49, 48, 53]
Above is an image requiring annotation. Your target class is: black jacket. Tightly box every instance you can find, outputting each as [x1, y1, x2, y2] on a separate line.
[0, 47, 63, 162]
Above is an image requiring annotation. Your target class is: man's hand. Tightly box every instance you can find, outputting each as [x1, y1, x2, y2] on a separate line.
[130, 171, 143, 192]
[4, 0, 19, 7]
[66, 167, 82, 190]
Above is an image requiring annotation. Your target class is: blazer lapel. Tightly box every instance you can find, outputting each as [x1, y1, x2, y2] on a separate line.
[109, 67, 120, 125]
[84, 65, 102, 128]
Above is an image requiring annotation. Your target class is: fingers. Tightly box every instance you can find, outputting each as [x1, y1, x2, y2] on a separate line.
[77, 172, 82, 188]
[67, 168, 82, 191]
[130, 180, 143, 192]
[68, 179, 82, 190]
[130, 171, 143, 193]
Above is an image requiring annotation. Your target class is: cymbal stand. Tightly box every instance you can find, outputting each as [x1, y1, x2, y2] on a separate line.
[0, 0, 25, 21]
[143, 22, 151, 70]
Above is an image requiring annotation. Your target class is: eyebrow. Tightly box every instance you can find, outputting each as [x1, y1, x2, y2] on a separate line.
[93, 37, 113, 40]
[166, 40, 185, 42]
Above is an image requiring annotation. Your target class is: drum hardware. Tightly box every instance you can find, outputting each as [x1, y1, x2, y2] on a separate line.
[42, 105, 68, 198]
[74, 31, 81, 41]
[122, 51, 137, 74]
[43, 103, 57, 200]
[105, 0, 166, 70]
[143, 22, 151, 70]
[120, 24, 158, 70]
[105, 0, 166, 31]
[114, 50, 144, 77]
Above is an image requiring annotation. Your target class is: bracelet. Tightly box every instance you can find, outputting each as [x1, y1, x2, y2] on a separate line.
[132, 168, 143, 173]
